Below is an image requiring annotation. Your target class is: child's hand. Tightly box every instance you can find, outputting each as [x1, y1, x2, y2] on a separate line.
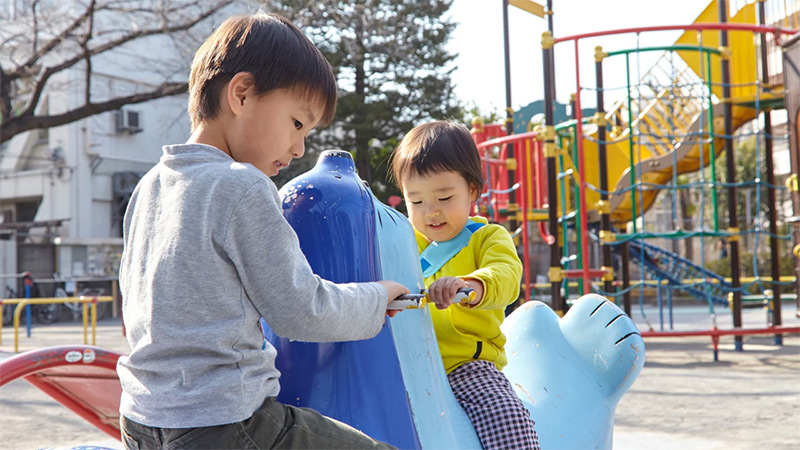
[427, 277, 483, 309]
[377, 280, 409, 318]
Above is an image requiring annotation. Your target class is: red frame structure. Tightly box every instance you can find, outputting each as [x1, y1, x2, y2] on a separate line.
[473, 129, 550, 301]
[553, 22, 797, 45]
[0, 345, 124, 439]
[641, 326, 800, 360]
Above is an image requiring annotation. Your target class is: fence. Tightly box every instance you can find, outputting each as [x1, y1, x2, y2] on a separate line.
[0, 296, 114, 352]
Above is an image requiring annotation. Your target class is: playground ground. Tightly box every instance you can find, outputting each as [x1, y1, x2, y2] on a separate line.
[1, 303, 798, 450]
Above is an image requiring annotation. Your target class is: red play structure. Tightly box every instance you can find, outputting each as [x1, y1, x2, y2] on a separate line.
[0, 345, 124, 439]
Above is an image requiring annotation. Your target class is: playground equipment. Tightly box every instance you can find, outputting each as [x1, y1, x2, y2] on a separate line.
[270, 150, 646, 449]
[0, 150, 644, 449]
[274, 150, 422, 449]
[476, 0, 799, 353]
[0, 345, 124, 439]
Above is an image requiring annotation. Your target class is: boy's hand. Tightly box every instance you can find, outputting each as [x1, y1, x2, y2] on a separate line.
[377, 280, 409, 318]
[427, 277, 483, 309]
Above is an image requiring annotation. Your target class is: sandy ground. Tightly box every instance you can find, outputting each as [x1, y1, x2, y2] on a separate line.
[613, 335, 800, 450]
[1, 305, 799, 450]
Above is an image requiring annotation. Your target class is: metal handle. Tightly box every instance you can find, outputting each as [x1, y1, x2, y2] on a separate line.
[388, 288, 476, 310]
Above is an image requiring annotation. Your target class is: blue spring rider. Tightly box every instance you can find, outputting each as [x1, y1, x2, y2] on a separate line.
[263, 150, 645, 449]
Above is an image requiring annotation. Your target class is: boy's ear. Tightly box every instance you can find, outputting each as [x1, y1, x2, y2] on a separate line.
[470, 184, 480, 203]
[227, 72, 255, 116]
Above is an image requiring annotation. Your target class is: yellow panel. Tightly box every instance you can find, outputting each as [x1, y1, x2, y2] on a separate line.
[527, 211, 550, 222]
[674, 1, 757, 101]
[674, 1, 722, 96]
[509, 0, 546, 18]
[728, 4, 758, 100]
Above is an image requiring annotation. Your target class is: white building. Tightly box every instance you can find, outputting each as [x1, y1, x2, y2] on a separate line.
[0, 1, 196, 291]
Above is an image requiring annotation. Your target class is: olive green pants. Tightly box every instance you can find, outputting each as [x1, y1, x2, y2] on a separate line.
[120, 397, 397, 449]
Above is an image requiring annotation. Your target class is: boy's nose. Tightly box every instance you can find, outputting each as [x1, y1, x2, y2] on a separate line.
[292, 141, 305, 159]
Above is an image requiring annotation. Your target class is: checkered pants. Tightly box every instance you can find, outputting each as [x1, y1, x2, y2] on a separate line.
[448, 360, 540, 450]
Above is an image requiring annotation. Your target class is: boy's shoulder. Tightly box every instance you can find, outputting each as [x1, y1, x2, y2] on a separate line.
[135, 143, 279, 212]
[163, 143, 274, 191]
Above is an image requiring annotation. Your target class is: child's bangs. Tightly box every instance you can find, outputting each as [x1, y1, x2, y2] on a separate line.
[294, 83, 337, 127]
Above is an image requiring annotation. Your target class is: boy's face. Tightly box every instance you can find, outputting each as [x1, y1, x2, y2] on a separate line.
[401, 169, 478, 242]
[227, 86, 323, 177]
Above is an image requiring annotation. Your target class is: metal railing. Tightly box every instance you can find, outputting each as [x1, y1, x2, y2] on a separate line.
[0, 296, 113, 352]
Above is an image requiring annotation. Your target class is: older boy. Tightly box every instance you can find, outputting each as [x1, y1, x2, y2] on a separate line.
[117, 13, 406, 449]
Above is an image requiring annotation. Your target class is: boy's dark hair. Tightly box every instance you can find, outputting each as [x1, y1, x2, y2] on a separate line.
[391, 121, 485, 192]
[188, 13, 337, 129]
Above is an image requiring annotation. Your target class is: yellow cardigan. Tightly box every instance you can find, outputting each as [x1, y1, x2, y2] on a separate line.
[415, 216, 523, 374]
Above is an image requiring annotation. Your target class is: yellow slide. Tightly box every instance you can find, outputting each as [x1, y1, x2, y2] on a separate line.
[560, 0, 779, 225]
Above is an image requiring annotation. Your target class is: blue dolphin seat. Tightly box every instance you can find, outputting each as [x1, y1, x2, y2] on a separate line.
[265, 150, 645, 449]
[503, 297, 645, 449]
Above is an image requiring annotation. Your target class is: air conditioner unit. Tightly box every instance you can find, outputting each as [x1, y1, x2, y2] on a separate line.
[115, 109, 143, 134]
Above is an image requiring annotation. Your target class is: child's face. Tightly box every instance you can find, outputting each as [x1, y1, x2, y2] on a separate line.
[401, 170, 478, 242]
[227, 87, 323, 177]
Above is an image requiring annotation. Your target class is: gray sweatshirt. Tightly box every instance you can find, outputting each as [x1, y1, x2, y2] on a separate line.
[117, 143, 388, 428]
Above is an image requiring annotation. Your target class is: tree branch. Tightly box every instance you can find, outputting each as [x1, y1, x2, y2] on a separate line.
[9, 3, 93, 80]
[2, 0, 232, 143]
[18, 63, 58, 120]
[1, 82, 188, 144]
[22, 0, 231, 86]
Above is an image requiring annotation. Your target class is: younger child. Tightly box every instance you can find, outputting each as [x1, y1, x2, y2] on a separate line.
[117, 13, 407, 449]
[391, 121, 540, 449]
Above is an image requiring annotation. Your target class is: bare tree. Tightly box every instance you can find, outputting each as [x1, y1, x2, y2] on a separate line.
[0, 0, 234, 144]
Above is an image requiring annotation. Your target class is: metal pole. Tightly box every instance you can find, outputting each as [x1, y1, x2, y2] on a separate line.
[719, 0, 744, 351]
[561, 100, 574, 301]
[572, 41, 591, 293]
[542, 30, 563, 314]
[83, 302, 88, 344]
[657, 281, 664, 330]
[569, 99, 584, 294]
[668, 287, 674, 330]
[502, 0, 518, 233]
[595, 46, 615, 296]
[622, 241, 632, 316]
[758, 0, 783, 344]
[547, 0, 564, 309]
[546, 0, 556, 123]
[112, 279, 119, 319]
[25, 283, 31, 338]
[92, 298, 97, 345]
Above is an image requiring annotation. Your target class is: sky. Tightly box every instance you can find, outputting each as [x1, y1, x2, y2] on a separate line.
[445, 0, 717, 114]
